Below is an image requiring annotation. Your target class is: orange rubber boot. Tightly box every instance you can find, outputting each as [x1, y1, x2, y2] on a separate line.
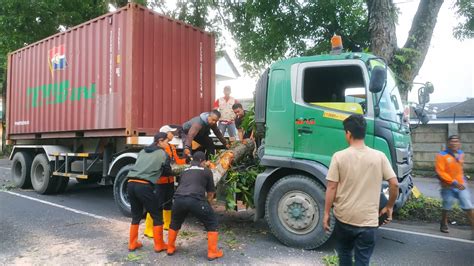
[207, 231, 223, 261]
[128, 224, 143, 251]
[167, 229, 178, 255]
[153, 226, 168, 253]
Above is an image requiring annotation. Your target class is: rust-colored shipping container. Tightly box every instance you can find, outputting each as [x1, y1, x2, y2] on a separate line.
[6, 3, 215, 140]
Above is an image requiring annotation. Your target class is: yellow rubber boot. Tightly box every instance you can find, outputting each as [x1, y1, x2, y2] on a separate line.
[143, 213, 154, 238]
[163, 210, 172, 230]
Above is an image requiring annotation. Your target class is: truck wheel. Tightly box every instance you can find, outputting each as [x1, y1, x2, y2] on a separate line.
[113, 164, 134, 217]
[31, 154, 57, 194]
[11, 152, 33, 188]
[265, 175, 333, 249]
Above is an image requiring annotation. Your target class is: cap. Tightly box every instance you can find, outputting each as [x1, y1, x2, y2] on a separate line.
[154, 132, 168, 142]
[192, 151, 206, 162]
[160, 125, 177, 133]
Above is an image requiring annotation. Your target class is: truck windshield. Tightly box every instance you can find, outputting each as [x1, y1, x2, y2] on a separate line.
[376, 70, 404, 124]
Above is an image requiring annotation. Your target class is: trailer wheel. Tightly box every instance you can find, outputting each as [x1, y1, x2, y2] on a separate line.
[265, 174, 333, 249]
[113, 164, 134, 217]
[31, 154, 57, 194]
[11, 152, 33, 188]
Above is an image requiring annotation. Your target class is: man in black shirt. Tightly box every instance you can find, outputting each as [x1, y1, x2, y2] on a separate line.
[232, 103, 253, 141]
[166, 151, 223, 261]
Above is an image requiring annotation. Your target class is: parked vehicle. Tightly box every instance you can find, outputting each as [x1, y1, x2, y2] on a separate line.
[6, 4, 215, 212]
[250, 38, 433, 249]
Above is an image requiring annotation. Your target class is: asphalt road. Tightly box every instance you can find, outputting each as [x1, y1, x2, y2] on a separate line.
[0, 159, 473, 265]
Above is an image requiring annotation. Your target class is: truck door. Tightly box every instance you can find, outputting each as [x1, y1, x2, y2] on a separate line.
[293, 60, 375, 167]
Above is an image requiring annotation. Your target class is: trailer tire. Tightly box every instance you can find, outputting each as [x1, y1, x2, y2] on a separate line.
[31, 154, 57, 194]
[265, 174, 333, 249]
[113, 164, 134, 217]
[11, 152, 33, 188]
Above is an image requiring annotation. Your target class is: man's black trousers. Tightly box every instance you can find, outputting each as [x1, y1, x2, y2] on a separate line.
[169, 196, 218, 231]
[127, 181, 163, 225]
[156, 183, 174, 210]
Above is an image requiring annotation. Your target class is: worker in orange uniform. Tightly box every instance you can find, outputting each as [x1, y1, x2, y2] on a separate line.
[144, 125, 187, 238]
[435, 135, 473, 238]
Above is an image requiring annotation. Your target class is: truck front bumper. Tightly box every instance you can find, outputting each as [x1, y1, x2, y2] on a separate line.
[380, 173, 414, 211]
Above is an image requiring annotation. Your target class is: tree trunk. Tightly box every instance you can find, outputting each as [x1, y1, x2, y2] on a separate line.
[171, 140, 256, 184]
[368, 0, 444, 103]
[367, 0, 398, 62]
[392, 0, 444, 103]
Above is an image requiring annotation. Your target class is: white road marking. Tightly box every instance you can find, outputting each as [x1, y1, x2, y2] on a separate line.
[2, 191, 117, 223]
[380, 227, 474, 244]
[0, 166, 11, 170]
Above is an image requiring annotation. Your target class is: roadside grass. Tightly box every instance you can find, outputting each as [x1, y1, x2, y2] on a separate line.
[395, 195, 470, 225]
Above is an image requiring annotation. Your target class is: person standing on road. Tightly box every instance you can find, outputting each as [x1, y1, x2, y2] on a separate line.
[144, 126, 187, 238]
[166, 151, 224, 261]
[182, 110, 230, 159]
[213, 86, 238, 142]
[435, 135, 474, 237]
[127, 132, 171, 253]
[323, 114, 399, 266]
[232, 103, 254, 142]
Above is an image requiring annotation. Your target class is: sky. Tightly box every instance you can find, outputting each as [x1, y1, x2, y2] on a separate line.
[217, 0, 474, 104]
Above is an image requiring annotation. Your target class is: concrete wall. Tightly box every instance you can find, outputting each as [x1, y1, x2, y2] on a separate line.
[411, 123, 474, 174]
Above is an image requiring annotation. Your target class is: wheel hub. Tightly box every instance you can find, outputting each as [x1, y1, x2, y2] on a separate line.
[278, 191, 319, 235]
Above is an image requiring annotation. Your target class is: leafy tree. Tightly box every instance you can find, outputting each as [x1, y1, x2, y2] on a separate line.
[453, 0, 474, 40]
[218, 0, 472, 102]
[220, 0, 369, 75]
[368, 0, 444, 101]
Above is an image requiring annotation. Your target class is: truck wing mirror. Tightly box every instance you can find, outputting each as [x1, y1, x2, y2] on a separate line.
[414, 107, 430, 124]
[418, 82, 434, 105]
[369, 66, 386, 94]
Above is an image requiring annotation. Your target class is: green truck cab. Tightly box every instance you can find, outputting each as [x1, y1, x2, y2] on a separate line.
[252, 51, 426, 249]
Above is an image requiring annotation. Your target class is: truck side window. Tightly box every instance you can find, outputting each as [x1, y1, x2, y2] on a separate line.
[303, 65, 367, 114]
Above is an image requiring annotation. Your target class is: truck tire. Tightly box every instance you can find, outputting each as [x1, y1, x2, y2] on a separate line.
[265, 175, 334, 249]
[113, 164, 134, 217]
[31, 154, 57, 194]
[11, 152, 33, 188]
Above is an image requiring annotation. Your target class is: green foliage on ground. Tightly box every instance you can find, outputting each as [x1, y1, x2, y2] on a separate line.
[322, 252, 339, 266]
[395, 195, 470, 225]
[224, 157, 264, 211]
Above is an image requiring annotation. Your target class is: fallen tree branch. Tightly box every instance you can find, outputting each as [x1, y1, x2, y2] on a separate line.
[171, 140, 256, 185]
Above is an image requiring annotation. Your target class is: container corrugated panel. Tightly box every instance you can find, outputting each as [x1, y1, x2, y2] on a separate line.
[6, 4, 215, 140]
